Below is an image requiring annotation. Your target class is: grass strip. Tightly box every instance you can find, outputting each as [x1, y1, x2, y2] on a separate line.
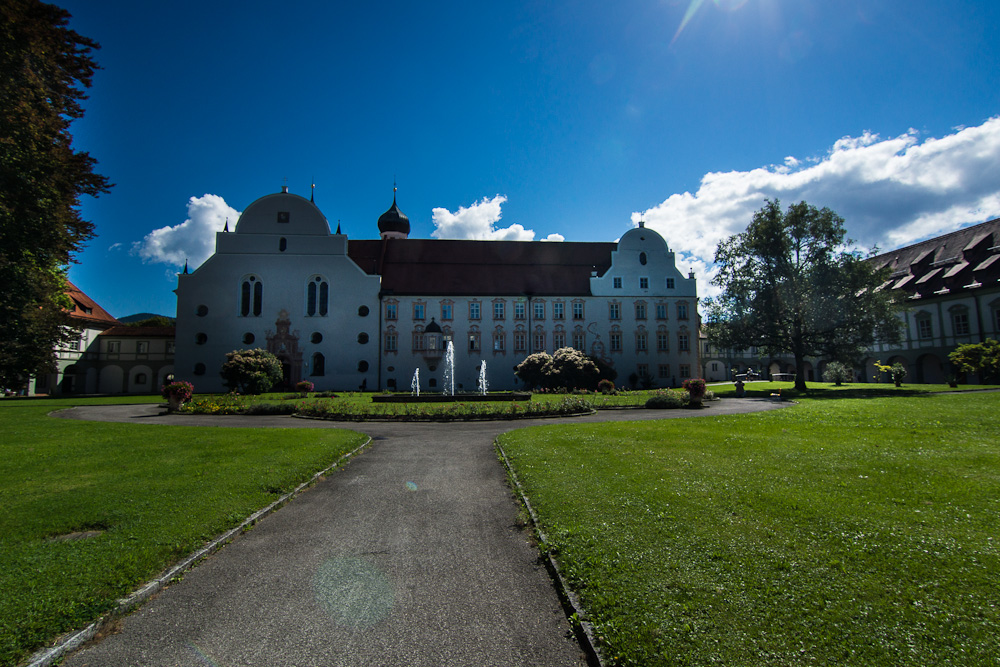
[498, 390, 1000, 666]
[0, 397, 367, 667]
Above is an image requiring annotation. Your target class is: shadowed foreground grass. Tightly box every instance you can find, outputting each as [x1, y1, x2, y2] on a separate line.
[0, 397, 366, 667]
[499, 391, 1000, 666]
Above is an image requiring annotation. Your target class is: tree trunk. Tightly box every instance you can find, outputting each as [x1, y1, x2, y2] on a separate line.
[794, 352, 808, 391]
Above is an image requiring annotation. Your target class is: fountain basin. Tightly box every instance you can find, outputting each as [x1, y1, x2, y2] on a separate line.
[372, 392, 531, 403]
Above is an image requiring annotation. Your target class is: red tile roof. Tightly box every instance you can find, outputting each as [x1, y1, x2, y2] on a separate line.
[65, 281, 119, 327]
[869, 217, 1000, 296]
[99, 326, 175, 337]
[348, 239, 616, 296]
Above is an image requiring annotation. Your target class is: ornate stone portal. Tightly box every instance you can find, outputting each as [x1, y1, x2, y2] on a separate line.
[266, 309, 302, 389]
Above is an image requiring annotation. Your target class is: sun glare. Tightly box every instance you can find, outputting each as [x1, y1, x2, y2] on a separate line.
[673, 0, 751, 43]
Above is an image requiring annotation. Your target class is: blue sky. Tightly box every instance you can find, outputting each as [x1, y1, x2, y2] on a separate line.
[60, 0, 1000, 318]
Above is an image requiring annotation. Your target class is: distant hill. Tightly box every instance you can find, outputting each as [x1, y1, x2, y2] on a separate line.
[119, 312, 176, 325]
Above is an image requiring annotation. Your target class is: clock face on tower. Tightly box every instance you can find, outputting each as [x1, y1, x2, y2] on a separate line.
[277, 211, 290, 223]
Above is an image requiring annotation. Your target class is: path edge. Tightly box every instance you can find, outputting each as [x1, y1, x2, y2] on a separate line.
[495, 437, 605, 667]
[23, 437, 373, 667]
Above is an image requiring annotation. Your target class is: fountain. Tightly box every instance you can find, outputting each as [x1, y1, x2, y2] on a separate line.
[374, 346, 526, 403]
[443, 340, 455, 396]
[478, 360, 488, 395]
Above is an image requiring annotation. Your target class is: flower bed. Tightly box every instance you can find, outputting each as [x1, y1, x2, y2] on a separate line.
[297, 396, 593, 421]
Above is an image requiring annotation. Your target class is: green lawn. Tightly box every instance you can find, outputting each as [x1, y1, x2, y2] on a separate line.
[0, 396, 366, 667]
[498, 390, 1000, 666]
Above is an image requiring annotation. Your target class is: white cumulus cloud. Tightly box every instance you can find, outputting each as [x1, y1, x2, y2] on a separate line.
[636, 116, 1000, 298]
[134, 194, 240, 269]
[431, 195, 540, 241]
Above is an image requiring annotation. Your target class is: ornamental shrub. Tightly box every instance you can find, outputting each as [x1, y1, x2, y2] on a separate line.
[645, 390, 684, 409]
[597, 378, 615, 394]
[220, 348, 283, 394]
[822, 361, 852, 386]
[682, 378, 707, 398]
[295, 380, 314, 394]
[161, 380, 194, 402]
[514, 352, 552, 389]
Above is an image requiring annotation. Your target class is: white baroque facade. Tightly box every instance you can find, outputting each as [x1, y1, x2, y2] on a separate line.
[175, 187, 699, 392]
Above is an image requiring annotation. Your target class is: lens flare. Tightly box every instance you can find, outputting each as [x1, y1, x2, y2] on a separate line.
[714, 0, 749, 10]
[187, 642, 225, 666]
[313, 557, 394, 627]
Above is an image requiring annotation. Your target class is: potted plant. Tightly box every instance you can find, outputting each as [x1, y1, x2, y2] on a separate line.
[682, 378, 707, 407]
[161, 380, 194, 411]
[295, 380, 315, 397]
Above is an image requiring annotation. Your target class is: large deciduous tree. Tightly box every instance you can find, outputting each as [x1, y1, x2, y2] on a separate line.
[0, 0, 110, 388]
[703, 200, 902, 391]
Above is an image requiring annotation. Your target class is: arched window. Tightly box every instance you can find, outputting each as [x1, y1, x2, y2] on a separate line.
[240, 276, 262, 317]
[312, 352, 325, 376]
[307, 276, 329, 316]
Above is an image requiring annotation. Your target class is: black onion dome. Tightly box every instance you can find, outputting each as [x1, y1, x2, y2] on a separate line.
[425, 318, 442, 333]
[377, 195, 410, 236]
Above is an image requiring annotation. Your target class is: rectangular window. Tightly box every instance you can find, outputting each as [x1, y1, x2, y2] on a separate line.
[917, 317, 932, 339]
[712, 362, 719, 372]
[534, 333, 545, 351]
[412, 332, 425, 351]
[385, 332, 398, 351]
[386, 303, 397, 320]
[493, 332, 505, 352]
[679, 332, 690, 351]
[953, 312, 970, 336]
[677, 303, 689, 320]
[680, 364, 691, 379]
[514, 331, 526, 352]
[640, 277, 649, 290]
[635, 303, 646, 320]
[514, 302, 525, 320]
[554, 331, 566, 348]
[573, 302, 584, 320]
[637, 364, 649, 378]
[553, 302, 565, 320]
[613, 277, 622, 289]
[572, 332, 585, 350]
[167, 341, 176, 354]
[636, 333, 648, 352]
[610, 332, 622, 352]
[469, 332, 480, 352]
[656, 303, 668, 320]
[658, 364, 670, 379]
[494, 302, 505, 320]
[107, 341, 121, 353]
[666, 277, 675, 289]
[657, 332, 669, 351]
[470, 302, 481, 320]
[534, 302, 545, 320]
[413, 303, 425, 320]
[136, 341, 149, 354]
[441, 303, 453, 320]
[609, 303, 621, 320]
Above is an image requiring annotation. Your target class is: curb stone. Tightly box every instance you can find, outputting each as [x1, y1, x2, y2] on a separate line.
[24, 437, 373, 667]
[495, 438, 605, 667]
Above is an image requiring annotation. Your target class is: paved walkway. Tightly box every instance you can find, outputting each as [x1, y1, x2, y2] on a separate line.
[53, 399, 787, 667]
